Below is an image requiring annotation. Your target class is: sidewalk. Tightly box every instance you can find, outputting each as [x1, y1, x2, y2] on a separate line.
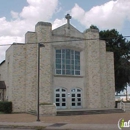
[0, 112, 130, 130]
[0, 122, 122, 130]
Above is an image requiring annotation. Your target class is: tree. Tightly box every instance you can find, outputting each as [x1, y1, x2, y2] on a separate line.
[99, 29, 130, 93]
[90, 25, 99, 30]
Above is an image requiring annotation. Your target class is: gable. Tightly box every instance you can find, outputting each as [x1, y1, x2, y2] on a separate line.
[52, 24, 84, 39]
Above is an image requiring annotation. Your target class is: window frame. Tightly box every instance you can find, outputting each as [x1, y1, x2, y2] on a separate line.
[55, 49, 80, 76]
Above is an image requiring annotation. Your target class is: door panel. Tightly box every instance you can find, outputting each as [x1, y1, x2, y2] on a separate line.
[71, 88, 82, 108]
[54, 88, 82, 109]
[55, 88, 67, 109]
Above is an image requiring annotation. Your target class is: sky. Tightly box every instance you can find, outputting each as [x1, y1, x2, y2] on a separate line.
[0, 0, 130, 62]
[0, 0, 130, 93]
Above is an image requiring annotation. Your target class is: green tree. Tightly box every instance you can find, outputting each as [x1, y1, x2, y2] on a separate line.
[90, 25, 99, 30]
[99, 29, 130, 93]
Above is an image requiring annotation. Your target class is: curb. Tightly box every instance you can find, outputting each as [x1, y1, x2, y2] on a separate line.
[0, 125, 46, 129]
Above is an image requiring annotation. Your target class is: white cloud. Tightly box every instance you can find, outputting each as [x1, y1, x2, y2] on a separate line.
[0, 0, 59, 63]
[70, 0, 130, 30]
[52, 18, 66, 29]
[11, 11, 19, 19]
[20, 0, 58, 23]
[0, 36, 24, 62]
[2, 0, 130, 63]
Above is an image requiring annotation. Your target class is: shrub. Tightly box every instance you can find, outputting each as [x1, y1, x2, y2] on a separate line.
[0, 101, 12, 113]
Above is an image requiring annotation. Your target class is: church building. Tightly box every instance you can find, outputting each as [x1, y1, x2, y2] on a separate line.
[0, 14, 115, 115]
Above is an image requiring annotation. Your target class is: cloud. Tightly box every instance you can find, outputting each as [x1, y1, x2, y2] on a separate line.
[20, 0, 58, 23]
[0, 0, 59, 63]
[2, 0, 130, 63]
[0, 36, 24, 62]
[52, 18, 66, 29]
[70, 0, 130, 30]
[11, 11, 19, 19]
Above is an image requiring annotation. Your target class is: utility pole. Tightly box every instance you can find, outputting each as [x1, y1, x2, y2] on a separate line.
[37, 43, 45, 122]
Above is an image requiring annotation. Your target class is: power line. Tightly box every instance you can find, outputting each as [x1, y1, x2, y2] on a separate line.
[0, 44, 12, 46]
[0, 35, 130, 47]
[0, 38, 98, 46]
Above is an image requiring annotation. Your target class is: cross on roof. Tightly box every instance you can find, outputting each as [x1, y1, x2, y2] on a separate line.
[65, 14, 72, 29]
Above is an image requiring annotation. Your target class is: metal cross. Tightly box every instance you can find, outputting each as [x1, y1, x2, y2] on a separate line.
[65, 14, 72, 29]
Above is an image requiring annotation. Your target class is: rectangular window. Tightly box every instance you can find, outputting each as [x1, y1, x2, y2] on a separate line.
[55, 49, 80, 75]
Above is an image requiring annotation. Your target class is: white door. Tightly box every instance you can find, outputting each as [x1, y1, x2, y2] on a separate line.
[55, 88, 67, 109]
[71, 88, 82, 108]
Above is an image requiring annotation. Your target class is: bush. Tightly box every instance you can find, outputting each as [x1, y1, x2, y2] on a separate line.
[0, 101, 12, 113]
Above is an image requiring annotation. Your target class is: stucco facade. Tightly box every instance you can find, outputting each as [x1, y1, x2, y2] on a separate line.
[0, 20, 115, 114]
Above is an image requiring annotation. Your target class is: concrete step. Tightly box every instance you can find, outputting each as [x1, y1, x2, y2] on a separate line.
[57, 109, 124, 116]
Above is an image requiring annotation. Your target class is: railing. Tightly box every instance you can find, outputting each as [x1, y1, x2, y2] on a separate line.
[120, 101, 125, 111]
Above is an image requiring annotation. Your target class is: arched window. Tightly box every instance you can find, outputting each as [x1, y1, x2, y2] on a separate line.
[55, 49, 80, 75]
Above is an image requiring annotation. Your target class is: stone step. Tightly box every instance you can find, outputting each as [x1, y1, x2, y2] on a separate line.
[57, 109, 124, 116]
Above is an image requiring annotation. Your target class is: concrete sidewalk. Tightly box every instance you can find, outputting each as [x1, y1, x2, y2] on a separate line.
[0, 122, 128, 130]
[0, 112, 130, 130]
[0, 122, 123, 130]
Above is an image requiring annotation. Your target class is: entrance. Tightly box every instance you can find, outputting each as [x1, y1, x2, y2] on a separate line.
[54, 88, 82, 109]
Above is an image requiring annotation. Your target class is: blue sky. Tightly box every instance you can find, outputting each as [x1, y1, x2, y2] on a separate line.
[0, 0, 130, 93]
[0, 0, 130, 62]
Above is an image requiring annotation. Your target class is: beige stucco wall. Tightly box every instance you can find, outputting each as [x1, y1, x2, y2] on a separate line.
[25, 43, 37, 112]
[106, 52, 115, 108]
[0, 21, 115, 113]
[35, 22, 53, 105]
[12, 44, 26, 112]
[99, 40, 108, 108]
[24, 22, 53, 113]
[40, 104, 56, 116]
[84, 29, 102, 109]
[5, 46, 14, 102]
[2, 44, 26, 112]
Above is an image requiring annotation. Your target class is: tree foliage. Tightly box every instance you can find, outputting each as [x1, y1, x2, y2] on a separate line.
[99, 29, 130, 93]
[90, 25, 99, 30]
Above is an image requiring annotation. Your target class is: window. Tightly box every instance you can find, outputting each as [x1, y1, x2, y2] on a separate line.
[55, 49, 80, 75]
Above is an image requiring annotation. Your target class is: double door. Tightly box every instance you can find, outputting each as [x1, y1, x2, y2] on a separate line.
[55, 88, 82, 109]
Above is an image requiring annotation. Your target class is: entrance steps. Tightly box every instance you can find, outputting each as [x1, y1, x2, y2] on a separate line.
[57, 108, 124, 116]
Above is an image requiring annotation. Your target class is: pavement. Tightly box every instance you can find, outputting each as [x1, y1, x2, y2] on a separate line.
[0, 112, 130, 130]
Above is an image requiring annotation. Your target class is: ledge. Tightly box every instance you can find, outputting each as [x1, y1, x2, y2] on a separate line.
[54, 74, 84, 78]
[40, 104, 56, 116]
[36, 21, 52, 27]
